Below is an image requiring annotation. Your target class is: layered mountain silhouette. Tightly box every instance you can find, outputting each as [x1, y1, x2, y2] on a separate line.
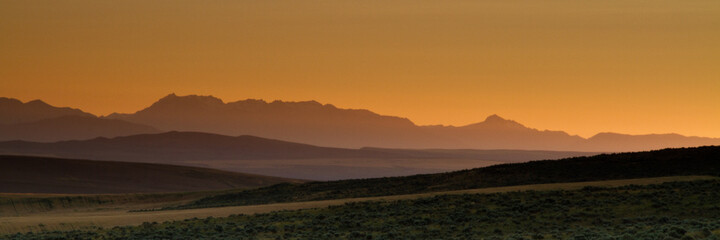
[0, 116, 159, 142]
[104, 94, 720, 152]
[0, 131, 599, 180]
[106, 94, 435, 148]
[0, 98, 159, 142]
[104, 94, 586, 149]
[420, 114, 585, 150]
[0, 131, 597, 162]
[584, 132, 720, 152]
[0, 97, 93, 124]
[2, 94, 719, 152]
[0, 131, 402, 162]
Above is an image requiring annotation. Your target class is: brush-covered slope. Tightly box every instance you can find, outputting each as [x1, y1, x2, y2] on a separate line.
[174, 146, 720, 209]
[0, 155, 303, 194]
[14, 179, 720, 239]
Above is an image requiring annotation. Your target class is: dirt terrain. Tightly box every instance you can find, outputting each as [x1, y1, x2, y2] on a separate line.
[0, 175, 713, 235]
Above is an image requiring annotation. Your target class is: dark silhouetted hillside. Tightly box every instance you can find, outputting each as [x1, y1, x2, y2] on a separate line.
[173, 146, 720, 209]
[360, 147, 598, 163]
[0, 132, 600, 180]
[0, 155, 303, 194]
[0, 131, 405, 163]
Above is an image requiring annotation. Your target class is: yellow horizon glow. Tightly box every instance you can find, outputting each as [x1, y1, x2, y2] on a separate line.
[1, 0, 719, 138]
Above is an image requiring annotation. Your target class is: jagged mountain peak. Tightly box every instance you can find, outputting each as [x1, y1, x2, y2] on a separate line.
[156, 93, 225, 105]
[484, 114, 508, 122]
[153, 94, 340, 110]
[0, 97, 95, 125]
[462, 114, 527, 130]
[25, 99, 51, 107]
[588, 132, 688, 140]
[0, 97, 23, 105]
[0, 97, 58, 108]
[5, 94, 718, 151]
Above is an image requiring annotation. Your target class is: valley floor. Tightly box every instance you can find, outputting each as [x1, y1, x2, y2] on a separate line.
[0, 175, 714, 236]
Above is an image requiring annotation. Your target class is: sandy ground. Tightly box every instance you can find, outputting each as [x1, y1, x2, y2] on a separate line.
[0, 175, 715, 234]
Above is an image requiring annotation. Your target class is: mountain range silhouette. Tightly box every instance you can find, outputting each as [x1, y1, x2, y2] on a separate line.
[0, 131, 600, 180]
[2, 94, 719, 152]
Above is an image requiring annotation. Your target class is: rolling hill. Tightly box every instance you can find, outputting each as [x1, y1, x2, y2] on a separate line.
[0, 131, 402, 162]
[170, 145, 720, 209]
[0, 131, 599, 180]
[0, 155, 303, 194]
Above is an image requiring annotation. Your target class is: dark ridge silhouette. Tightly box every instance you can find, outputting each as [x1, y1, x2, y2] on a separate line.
[0, 131, 596, 162]
[0, 97, 159, 142]
[106, 94, 433, 149]
[420, 114, 586, 150]
[0, 116, 160, 142]
[104, 94, 720, 152]
[172, 146, 720, 209]
[582, 132, 720, 152]
[0, 155, 304, 194]
[3, 95, 719, 151]
[361, 147, 599, 163]
[0, 97, 94, 124]
[0, 131, 600, 180]
[0, 131, 404, 162]
[105, 94, 588, 150]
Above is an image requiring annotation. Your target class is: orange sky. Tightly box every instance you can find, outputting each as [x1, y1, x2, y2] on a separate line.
[1, 0, 719, 138]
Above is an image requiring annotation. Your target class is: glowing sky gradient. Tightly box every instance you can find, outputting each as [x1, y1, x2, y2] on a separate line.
[1, 0, 719, 138]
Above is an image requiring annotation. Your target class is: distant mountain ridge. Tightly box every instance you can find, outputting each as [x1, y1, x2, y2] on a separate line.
[0, 116, 159, 142]
[0, 131, 601, 180]
[0, 131, 403, 162]
[2, 94, 719, 151]
[0, 98, 159, 142]
[105, 94, 586, 149]
[106, 93, 426, 148]
[0, 131, 593, 163]
[104, 94, 720, 151]
[585, 132, 720, 152]
[419, 114, 585, 150]
[0, 97, 93, 124]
